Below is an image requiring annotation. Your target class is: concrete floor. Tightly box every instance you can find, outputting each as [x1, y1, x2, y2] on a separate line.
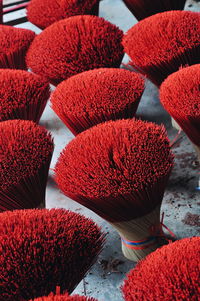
[4, 0, 200, 300]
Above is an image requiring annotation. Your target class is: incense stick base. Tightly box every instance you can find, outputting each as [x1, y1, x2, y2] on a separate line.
[171, 117, 181, 131]
[110, 205, 164, 262]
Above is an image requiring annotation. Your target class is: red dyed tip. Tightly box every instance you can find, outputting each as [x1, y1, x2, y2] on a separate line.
[122, 0, 186, 20]
[51, 68, 144, 135]
[0, 25, 35, 70]
[27, 0, 100, 29]
[0, 208, 105, 300]
[33, 292, 98, 301]
[0, 120, 54, 211]
[26, 15, 124, 85]
[123, 11, 200, 86]
[122, 237, 200, 301]
[55, 119, 174, 222]
[0, 69, 50, 123]
[160, 64, 200, 146]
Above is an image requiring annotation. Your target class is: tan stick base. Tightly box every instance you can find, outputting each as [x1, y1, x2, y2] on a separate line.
[110, 205, 163, 262]
[171, 117, 181, 131]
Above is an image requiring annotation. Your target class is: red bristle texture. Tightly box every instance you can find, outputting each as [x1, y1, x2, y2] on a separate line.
[33, 292, 98, 301]
[122, 237, 200, 301]
[0, 25, 35, 70]
[0, 208, 105, 301]
[122, 0, 186, 20]
[0, 69, 50, 123]
[160, 64, 200, 146]
[55, 119, 174, 222]
[27, 0, 100, 29]
[51, 68, 144, 135]
[26, 15, 124, 85]
[0, 120, 54, 211]
[123, 11, 200, 86]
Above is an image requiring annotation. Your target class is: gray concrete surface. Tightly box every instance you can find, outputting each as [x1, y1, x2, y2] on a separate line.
[6, 0, 200, 300]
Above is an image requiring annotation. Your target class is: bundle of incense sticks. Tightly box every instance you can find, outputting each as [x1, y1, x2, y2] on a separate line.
[55, 119, 174, 261]
[0, 120, 54, 211]
[0, 209, 105, 300]
[51, 68, 144, 135]
[0, 25, 35, 69]
[27, 0, 100, 29]
[122, 237, 200, 300]
[160, 64, 200, 187]
[0, 69, 50, 122]
[26, 15, 124, 85]
[123, 11, 200, 86]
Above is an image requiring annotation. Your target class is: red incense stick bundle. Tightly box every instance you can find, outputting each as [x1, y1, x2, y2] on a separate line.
[160, 64, 200, 185]
[0, 69, 50, 123]
[51, 68, 145, 135]
[33, 292, 97, 301]
[122, 237, 200, 300]
[0, 208, 105, 301]
[55, 119, 174, 261]
[122, 0, 186, 20]
[0, 25, 35, 69]
[0, 120, 54, 211]
[26, 15, 124, 85]
[123, 11, 200, 86]
[27, 0, 100, 29]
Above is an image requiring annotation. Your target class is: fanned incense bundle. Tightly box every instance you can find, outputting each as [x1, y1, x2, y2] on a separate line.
[33, 292, 98, 301]
[0, 120, 54, 211]
[122, 237, 200, 300]
[27, 0, 100, 29]
[0, 69, 50, 122]
[51, 68, 144, 135]
[0, 209, 105, 301]
[55, 119, 174, 261]
[123, 11, 200, 86]
[26, 15, 124, 85]
[122, 0, 186, 20]
[160, 64, 200, 185]
[0, 25, 35, 69]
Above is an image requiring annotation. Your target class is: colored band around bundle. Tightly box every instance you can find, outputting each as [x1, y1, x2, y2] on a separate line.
[121, 236, 156, 250]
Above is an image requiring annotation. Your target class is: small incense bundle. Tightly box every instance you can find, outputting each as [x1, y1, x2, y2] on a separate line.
[122, 237, 200, 300]
[0, 208, 105, 300]
[33, 291, 97, 301]
[0, 25, 35, 69]
[26, 15, 124, 85]
[27, 0, 100, 29]
[55, 119, 174, 261]
[51, 68, 144, 135]
[0, 69, 50, 123]
[123, 11, 200, 86]
[122, 0, 186, 20]
[0, 120, 54, 211]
